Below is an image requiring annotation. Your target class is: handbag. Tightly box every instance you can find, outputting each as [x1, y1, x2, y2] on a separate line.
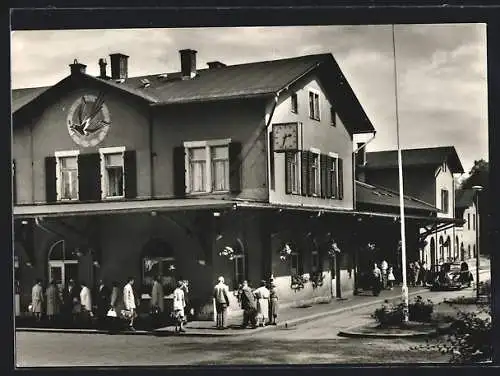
[107, 308, 117, 318]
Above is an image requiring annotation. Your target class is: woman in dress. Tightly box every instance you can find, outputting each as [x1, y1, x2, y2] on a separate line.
[254, 280, 270, 327]
[268, 278, 279, 325]
[45, 279, 61, 323]
[172, 280, 186, 333]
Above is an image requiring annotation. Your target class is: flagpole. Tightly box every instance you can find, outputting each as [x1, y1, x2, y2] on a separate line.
[392, 24, 409, 323]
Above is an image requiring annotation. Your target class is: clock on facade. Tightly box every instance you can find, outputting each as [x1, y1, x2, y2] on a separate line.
[272, 122, 299, 152]
[67, 92, 111, 147]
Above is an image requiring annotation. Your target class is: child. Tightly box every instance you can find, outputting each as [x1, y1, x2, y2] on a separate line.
[173, 280, 186, 333]
[387, 266, 396, 290]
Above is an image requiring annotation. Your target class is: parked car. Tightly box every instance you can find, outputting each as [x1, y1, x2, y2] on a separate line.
[429, 262, 472, 291]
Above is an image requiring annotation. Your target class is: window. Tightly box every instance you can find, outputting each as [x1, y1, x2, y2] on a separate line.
[467, 213, 471, 230]
[310, 151, 320, 196]
[330, 106, 336, 126]
[442, 162, 447, 172]
[233, 254, 245, 289]
[291, 93, 298, 113]
[473, 244, 477, 258]
[55, 151, 79, 201]
[100, 147, 125, 199]
[468, 245, 471, 259]
[328, 154, 338, 198]
[184, 139, 230, 194]
[47, 239, 79, 290]
[309, 91, 320, 120]
[473, 214, 476, 230]
[211, 146, 229, 192]
[285, 151, 300, 194]
[441, 189, 449, 213]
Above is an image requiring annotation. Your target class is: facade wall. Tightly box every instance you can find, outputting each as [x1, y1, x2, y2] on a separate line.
[151, 99, 268, 201]
[268, 76, 354, 210]
[13, 84, 151, 204]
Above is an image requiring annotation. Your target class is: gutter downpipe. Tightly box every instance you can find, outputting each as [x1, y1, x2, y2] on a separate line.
[351, 131, 376, 295]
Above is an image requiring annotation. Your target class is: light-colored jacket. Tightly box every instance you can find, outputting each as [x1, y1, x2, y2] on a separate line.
[31, 284, 44, 313]
[151, 280, 164, 312]
[123, 283, 136, 310]
[213, 282, 230, 305]
[80, 286, 92, 312]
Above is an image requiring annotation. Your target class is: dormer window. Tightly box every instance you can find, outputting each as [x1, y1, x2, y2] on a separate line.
[442, 162, 447, 173]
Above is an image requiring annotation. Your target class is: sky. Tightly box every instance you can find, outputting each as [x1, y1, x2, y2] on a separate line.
[11, 24, 488, 175]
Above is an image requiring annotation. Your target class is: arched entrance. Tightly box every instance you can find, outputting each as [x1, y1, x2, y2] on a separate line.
[455, 236, 459, 260]
[460, 242, 465, 261]
[439, 236, 444, 264]
[430, 238, 436, 268]
[141, 238, 177, 294]
[446, 236, 451, 261]
[48, 239, 79, 289]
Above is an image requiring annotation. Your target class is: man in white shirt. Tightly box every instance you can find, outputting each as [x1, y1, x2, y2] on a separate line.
[79, 281, 93, 321]
[123, 277, 137, 330]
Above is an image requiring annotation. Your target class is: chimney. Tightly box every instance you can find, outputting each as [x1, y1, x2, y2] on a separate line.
[98, 58, 108, 79]
[207, 61, 226, 69]
[179, 49, 197, 79]
[69, 59, 87, 75]
[109, 53, 129, 80]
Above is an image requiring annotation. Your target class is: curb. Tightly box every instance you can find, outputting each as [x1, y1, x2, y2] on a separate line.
[15, 327, 152, 336]
[337, 327, 436, 339]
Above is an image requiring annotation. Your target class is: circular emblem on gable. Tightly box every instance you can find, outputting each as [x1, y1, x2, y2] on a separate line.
[67, 92, 111, 147]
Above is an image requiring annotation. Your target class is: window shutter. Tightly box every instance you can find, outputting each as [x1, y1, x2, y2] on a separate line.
[285, 152, 292, 194]
[308, 153, 315, 195]
[301, 151, 309, 196]
[338, 158, 344, 200]
[12, 159, 17, 204]
[45, 156, 57, 203]
[320, 155, 328, 198]
[326, 156, 332, 198]
[269, 132, 275, 190]
[173, 146, 186, 197]
[229, 142, 242, 193]
[78, 153, 101, 202]
[124, 150, 137, 199]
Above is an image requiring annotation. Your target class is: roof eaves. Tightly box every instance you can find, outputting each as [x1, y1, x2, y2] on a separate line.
[150, 92, 274, 106]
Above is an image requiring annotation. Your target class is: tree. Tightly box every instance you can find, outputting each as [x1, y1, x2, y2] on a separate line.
[460, 159, 489, 190]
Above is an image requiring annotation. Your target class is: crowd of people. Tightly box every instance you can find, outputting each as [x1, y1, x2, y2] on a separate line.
[212, 276, 279, 330]
[29, 276, 190, 332]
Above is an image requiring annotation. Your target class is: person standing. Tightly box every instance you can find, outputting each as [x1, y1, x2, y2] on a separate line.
[79, 281, 93, 324]
[372, 263, 382, 296]
[239, 280, 257, 329]
[254, 280, 270, 327]
[380, 260, 389, 290]
[413, 261, 421, 286]
[123, 277, 137, 330]
[213, 276, 230, 329]
[95, 280, 110, 327]
[172, 280, 186, 333]
[31, 279, 44, 322]
[387, 266, 396, 290]
[151, 275, 164, 326]
[268, 278, 279, 325]
[45, 279, 61, 323]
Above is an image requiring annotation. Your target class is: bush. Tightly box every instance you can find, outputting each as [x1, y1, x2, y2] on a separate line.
[478, 280, 491, 297]
[409, 296, 434, 322]
[414, 305, 492, 363]
[372, 296, 434, 326]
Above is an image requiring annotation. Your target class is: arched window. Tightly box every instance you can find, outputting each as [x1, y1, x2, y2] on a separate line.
[232, 239, 246, 289]
[439, 236, 444, 263]
[141, 238, 176, 293]
[430, 237, 436, 267]
[473, 244, 477, 258]
[468, 244, 471, 259]
[47, 239, 79, 289]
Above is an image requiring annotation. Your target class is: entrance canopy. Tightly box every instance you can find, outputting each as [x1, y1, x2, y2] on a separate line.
[14, 198, 235, 219]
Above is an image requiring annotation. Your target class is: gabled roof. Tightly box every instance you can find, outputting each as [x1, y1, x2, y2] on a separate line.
[455, 189, 475, 209]
[356, 180, 438, 213]
[12, 53, 375, 134]
[364, 146, 464, 174]
[11, 86, 50, 113]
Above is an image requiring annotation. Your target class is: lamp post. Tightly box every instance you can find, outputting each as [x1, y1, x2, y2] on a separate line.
[472, 185, 483, 300]
[392, 24, 409, 322]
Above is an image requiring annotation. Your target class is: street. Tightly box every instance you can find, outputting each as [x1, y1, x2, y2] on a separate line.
[15, 279, 489, 367]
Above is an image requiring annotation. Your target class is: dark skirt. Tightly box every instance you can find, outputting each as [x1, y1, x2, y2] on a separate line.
[269, 298, 278, 318]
